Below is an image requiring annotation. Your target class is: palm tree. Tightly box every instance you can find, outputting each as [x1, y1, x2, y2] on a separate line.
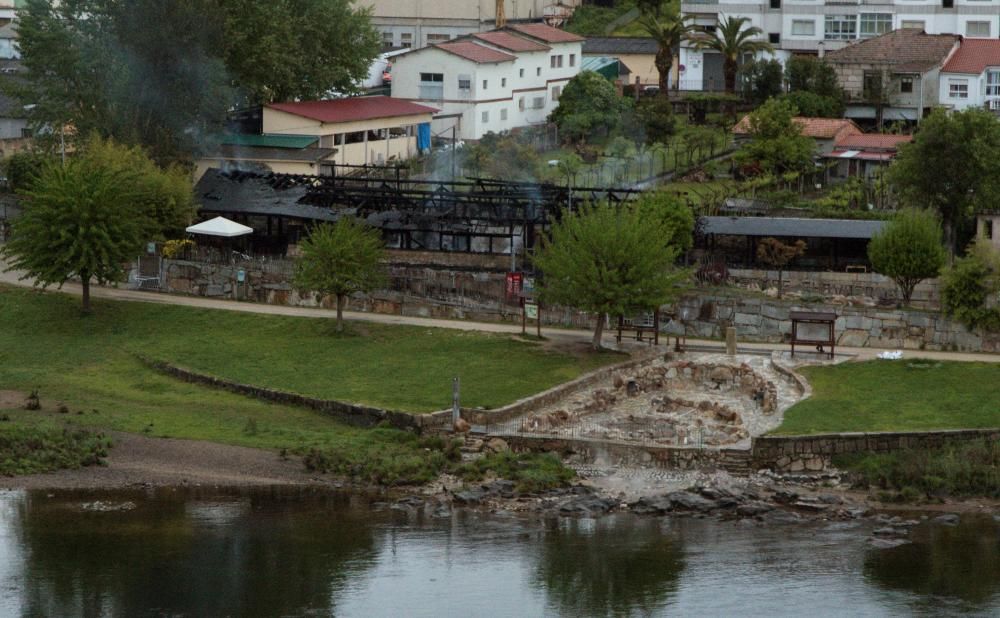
[694, 16, 774, 94]
[638, 1, 700, 93]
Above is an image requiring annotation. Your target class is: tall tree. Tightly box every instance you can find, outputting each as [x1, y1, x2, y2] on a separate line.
[693, 16, 773, 94]
[887, 108, 1000, 257]
[638, 0, 700, 92]
[549, 71, 633, 144]
[293, 219, 386, 332]
[10, 0, 380, 164]
[735, 98, 815, 176]
[868, 209, 946, 305]
[2, 144, 148, 313]
[533, 201, 690, 350]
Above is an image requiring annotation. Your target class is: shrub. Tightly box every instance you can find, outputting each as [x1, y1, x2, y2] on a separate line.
[941, 243, 1000, 331]
[0, 426, 111, 475]
[451, 451, 575, 493]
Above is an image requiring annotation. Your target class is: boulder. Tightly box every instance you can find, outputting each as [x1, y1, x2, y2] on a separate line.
[452, 488, 488, 504]
[484, 438, 509, 454]
[453, 417, 471, 433]
[558, 495, 616, 515]
[736, 502, 774, 517]
[932, 513, 960, 526]
[709, 367, 734, 384]
[666, 491, 717, 512]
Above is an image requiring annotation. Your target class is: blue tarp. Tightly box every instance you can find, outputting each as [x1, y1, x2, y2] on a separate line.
[417, 123, 431, 152]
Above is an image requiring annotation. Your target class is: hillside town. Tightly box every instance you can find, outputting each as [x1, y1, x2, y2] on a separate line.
[0, 0, 1000, 615]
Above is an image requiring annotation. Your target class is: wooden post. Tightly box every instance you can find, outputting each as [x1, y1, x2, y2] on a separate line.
[726, 326, 737, 356]
[653, 309, 660, 346]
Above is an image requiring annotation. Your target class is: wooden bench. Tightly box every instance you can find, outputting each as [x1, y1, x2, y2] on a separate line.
[615, 311, 660, 345]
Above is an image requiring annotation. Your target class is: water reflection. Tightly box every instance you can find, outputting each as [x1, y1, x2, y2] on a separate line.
[534, 515, 684, 616]
[864, 515, 1000, 612]
[10, 487, 380, 617]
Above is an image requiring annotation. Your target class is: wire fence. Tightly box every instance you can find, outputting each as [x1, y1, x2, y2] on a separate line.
[478, 414, 713, 449]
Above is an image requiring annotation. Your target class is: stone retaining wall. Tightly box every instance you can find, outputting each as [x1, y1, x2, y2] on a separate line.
[728, 268, 940, 310]
[502, 434, 741, 470]
[751, 428, 1000, 473]
[668, 295, 1000, 352]
[139, 357, 451, 433]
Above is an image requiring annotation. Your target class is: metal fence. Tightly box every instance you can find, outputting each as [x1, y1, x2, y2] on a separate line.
[478, 414, 712, 449]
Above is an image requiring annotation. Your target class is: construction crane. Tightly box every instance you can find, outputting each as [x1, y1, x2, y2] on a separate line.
[496, 0, 506, 28]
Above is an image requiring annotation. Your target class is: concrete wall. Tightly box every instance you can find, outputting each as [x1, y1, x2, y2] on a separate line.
[752, 428, 1000, 473]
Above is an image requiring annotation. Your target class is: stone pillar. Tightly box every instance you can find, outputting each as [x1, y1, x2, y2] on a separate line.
[726, 327, 737, 356]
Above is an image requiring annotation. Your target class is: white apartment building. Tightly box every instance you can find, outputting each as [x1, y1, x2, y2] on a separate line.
[938, 38, 1000, 111]
[366, 0, 583, 51]
[391, 23, 583, 140]
[682, 0, 1000, 53]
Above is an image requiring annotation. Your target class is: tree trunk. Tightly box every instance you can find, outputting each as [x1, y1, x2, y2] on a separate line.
[336, 294, 345, 332]
[655, 46, 672, 92]
[592, 314, 606, 351]
[943, 218, 956, 262]
[80, 272, 91, 314]
[724, 58, 738, 94]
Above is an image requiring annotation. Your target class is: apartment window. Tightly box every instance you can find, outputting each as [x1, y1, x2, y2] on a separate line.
[426, 33, 450, 44]
[400, 32, 413, 48]
[532, 96, 545, 109]
[900, 77, 913, 94]
[458, 76, 471, 90]
[550, 56, 556, 68]
[501, 77, 507, 87]
[967, 21, 991, 37]
[20, 127, 32, 139]
[769, 0, 780, 8]
[987, 70, 1000, 97]
[768, 33, 780, 45]
[500, 108, 508, 121]
[900, 20, 925, 30]
[825, 15, 857, 40]
[569, 54, 576, 67]
[536, 67, 542, 76]
[482, 79, 488, 90]
[482, 111, 489, 124]
[860, 14, 892, 38]
[949, 79, 969, 99]
[791, 20, 815, 36]
[518, 97, 526, 111]
[381, 31, 394, 50]
[943, 0, 954, 8]
[985, 220, 994, 240]
[863, 71, 883, 100]
[419, 72, 444, 100]
[519, 68, 525, 78]
[552, 85, 562, 100]
[420, 73, 443, 82]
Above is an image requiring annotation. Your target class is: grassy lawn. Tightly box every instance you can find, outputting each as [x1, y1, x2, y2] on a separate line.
[775, 360, 1000, 435]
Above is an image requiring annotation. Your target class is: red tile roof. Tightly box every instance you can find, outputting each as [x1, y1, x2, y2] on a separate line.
[825, 29, 960, 73]
[267, 96, 437, 124]
[942, 39, 1000, 74]
[472, 31, 550, 52]
[835, 134, 913, 151]
[507, 23, 584, 44]
[434, 41, 517, 63]
[733, 116, 863, 140]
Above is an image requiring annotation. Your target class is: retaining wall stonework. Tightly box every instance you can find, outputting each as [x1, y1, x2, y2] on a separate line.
[502, 434, 739, 470]
[727, 268, 941, 310]
[751, 428, 1000, 473]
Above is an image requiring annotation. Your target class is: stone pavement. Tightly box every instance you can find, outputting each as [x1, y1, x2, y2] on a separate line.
[4, 258, 1000, 364]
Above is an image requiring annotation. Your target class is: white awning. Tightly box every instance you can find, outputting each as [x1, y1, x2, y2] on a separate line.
[185, 216, 253, 238]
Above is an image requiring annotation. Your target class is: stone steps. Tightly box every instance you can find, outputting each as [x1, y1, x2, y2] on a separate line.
[717, 450, 753, 476]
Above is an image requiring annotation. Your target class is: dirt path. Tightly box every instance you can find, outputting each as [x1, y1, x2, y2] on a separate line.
[1, 431, 324, 491]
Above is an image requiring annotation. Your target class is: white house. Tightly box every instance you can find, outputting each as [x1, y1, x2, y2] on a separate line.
[390, 23, 583, 141]
[681, 0, 1000, 58]
[938, 39, 1000, 112]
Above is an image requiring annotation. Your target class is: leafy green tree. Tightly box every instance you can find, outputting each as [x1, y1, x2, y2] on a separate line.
[2, 148, 148, 313]
[887, 108, 1000, 256]
[785, 56, 841, 99]
[533, 201, 690, 349]
[735, 98, 815, 176]
[756, 237, 806, 298]
[12, 0, 379, 164]
[462, 132, 541, 181]
[693, 16, 773, 94]
[739, 58, 784, 105]
[632, 191, 696, 253]
[941, 242, 1000, 331]
[2, 151, 51, 193]
[868, 209, 946, 305]
[550, 71, 632, 143]
[293, 219, 386, 332]
[638, 0, 700, 92]
[635, 96, 677, 145]
[780, 91, 844, 119]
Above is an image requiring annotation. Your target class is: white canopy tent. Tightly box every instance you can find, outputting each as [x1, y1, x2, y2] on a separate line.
[185, 216, 253, 238]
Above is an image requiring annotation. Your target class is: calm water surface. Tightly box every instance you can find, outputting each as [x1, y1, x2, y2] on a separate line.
[0, 487, 997, 617]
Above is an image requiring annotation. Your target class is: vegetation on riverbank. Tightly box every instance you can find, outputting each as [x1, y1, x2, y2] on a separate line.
[0, 416, 111, 476]
[452, 451, 576, 493]
[775, 360, 1000, 434]
[301, 429, 461, 485]
[835, 439, 1000, 501]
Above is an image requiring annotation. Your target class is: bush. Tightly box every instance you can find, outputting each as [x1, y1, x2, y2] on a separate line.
[780, 91, 844, 118]
[835, 439, 1000, 499]
[451, 451, 576, 493]
[941, 243, 1000, 331]
[0, 426, 111, 475]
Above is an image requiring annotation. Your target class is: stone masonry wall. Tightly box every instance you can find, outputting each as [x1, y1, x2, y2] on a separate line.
[751, 428, 1000, 473]
[727, 268, 941, 310]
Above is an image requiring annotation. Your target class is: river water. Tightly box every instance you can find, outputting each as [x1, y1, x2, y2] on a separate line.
[0, 487, 997, 617]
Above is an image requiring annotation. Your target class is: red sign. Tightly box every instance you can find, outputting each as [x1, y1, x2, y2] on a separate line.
[505, 272, 523, 300]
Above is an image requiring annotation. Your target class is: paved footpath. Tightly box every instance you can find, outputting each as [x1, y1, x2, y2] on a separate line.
[4, 260, 1000, 364]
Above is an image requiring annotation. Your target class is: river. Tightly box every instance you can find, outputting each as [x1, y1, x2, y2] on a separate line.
[0, 487, 996, 617]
